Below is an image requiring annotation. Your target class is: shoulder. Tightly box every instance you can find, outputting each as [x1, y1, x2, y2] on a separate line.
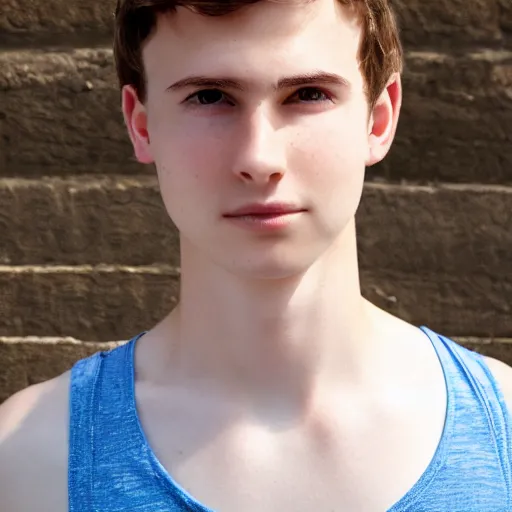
[0, 372, 70, 512]
[483, 356, 512, 415]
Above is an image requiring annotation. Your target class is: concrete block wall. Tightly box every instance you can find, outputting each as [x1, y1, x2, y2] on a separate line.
[1, 0, 512, 402]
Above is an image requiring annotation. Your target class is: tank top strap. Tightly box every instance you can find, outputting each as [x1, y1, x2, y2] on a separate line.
[420, 326, 512, 498]
[68, 350, 101, 512]
[68, 335, 142, 512]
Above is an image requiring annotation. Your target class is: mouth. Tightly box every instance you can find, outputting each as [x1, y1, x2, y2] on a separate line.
[223, 203, 306, 218]
[229, 212, 302, 222]
[222, 204, 306, 232]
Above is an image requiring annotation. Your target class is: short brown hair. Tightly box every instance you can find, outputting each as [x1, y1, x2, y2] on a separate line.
[114, 0, 403, 108]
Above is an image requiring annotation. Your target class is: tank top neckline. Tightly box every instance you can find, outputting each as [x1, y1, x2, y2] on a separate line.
[122, 326, 455, 511]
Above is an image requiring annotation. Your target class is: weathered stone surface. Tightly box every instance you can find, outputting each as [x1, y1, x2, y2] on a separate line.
[0, 49, 144, 177]
[0, 267, 180, 341]
[0, 0, 510, 48]
[0, 177, 179, 266]
[0, 338, 116, 403]
[363, 270, 512, 338]
[0, 0, 114, 46]
[358, 185, 512, 335]
[1, 49, 511, 182]
[500, 0, 512, 32]
[392, 0, 508, 48]
[357, 183, 512, 278]
[369, 50, 512, 183]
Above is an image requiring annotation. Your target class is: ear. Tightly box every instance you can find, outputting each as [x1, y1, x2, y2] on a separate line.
[122, 85, 154, 164]
[365, 73, 402, 167]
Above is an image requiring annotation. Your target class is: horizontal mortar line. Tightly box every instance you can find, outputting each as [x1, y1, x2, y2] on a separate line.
[3, 175, 512, 194]
[0, 264, 181, 275]
[365, 182, 512, 194]
[407, 49, 512, 61]
[0, 175, 159, 188]
[1, 335, 511, 345]
[0, 336, 125, 348]
[454, 337, 512, 345]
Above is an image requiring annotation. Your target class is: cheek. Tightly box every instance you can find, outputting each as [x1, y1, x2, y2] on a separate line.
[153, 113, 227, 165]
[286, 108, 368, 235]
[289, 110, 369, 188]
[149, 117, 230, 196]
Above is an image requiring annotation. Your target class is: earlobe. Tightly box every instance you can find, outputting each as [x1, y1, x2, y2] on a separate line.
[366, 74, 402, 167]
[122, 85, 154, 164]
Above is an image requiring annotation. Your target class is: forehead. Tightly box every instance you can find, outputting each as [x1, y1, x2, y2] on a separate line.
[142, 0, 364, 88]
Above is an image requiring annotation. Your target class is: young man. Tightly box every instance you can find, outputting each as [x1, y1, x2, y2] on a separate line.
[1, 0, 512, 510]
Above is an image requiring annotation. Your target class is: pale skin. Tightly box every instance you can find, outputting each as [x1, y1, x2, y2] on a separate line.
[1, 1, 512, 511]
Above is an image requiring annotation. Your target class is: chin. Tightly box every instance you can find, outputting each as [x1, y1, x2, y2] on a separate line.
[219, 248, 321, 281]
[229, 264, 310, 281]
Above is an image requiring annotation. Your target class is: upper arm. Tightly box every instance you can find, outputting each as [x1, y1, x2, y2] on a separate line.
[484, 356, 512, 417]
[0, 375, 70, 512]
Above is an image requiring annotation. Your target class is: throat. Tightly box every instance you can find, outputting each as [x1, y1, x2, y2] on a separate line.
[158, 298, 377, 412]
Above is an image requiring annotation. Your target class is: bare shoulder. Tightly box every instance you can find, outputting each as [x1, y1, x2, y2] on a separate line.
[483, 356, 512, 413]
[0, 372, 70, 512]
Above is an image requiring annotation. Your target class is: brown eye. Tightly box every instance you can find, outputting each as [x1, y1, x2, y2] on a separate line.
[296, 88, 329, 102]
[195, 89, 225, 105]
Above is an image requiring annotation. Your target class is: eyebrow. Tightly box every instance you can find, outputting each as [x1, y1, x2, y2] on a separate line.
[167, 72, 351, 92]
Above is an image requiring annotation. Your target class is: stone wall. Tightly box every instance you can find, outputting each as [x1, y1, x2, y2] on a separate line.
[1, 0, 512, 402]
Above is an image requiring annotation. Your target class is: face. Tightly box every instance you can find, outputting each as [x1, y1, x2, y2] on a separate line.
[124, 0, 401, 279]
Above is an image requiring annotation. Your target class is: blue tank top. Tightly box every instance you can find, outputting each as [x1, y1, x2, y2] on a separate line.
[68, 327, 512, 511]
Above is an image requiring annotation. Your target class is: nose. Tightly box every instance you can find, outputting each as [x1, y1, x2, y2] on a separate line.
[231, 110, 287, 185]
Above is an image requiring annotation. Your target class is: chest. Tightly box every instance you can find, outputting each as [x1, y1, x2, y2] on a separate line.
[137, 384, 447, 512]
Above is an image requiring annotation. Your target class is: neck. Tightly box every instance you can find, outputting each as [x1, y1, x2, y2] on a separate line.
[150, 221, 383, 417]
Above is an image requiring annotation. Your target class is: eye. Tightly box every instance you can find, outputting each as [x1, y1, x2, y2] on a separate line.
[288, 87, 332, 103]
[185, 89, 234, 106]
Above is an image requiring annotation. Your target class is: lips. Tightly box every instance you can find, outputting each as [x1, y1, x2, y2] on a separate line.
[224, 203, 306, 217]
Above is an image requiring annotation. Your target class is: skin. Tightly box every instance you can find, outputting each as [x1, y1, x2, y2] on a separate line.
[1, 1, 512, 511]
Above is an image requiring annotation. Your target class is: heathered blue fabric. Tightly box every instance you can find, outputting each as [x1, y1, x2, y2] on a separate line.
[68, 327, 512, 511]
